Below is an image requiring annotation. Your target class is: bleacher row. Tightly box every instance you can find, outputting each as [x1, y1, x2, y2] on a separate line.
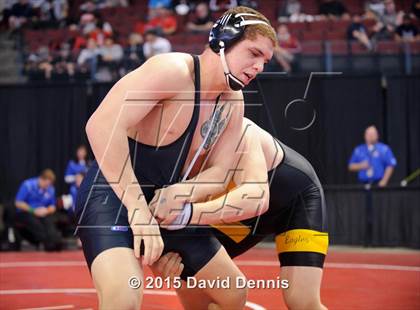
[22, 0, 420, 74]
[23, 17, 420, 55]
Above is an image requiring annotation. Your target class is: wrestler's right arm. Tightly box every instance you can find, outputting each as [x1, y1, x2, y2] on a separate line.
[85, 54, 190, 265]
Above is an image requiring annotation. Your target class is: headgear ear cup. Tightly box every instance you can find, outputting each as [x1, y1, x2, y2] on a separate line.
[209, 12, 270, 91]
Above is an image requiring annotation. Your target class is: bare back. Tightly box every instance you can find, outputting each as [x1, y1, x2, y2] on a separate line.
[233, 118, 284, 186]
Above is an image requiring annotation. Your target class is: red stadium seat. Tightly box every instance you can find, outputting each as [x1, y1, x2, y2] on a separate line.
[300, 0, 319, 15]
[376, 41, 401, 54]
[301, 31, 325, 41]
[350, 41, 370, 55]
[328, 40, 349, 55]
[301, 42, 323, 55]
[283, 22, 307, 33]
[406, 42, 420, 54]
[308, 20, 330, 32]
[325, 31, 346, 41]
[330, 19, 352, 32]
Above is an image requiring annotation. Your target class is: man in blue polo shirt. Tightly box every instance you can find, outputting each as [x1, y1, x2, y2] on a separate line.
[15, 169, 62, 251]
[348, 125, 397, 186]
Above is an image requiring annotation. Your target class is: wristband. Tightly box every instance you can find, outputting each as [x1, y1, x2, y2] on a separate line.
[165, 202, 193, 230]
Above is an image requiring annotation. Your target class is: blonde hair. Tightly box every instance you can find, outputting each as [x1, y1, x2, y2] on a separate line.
[223, 6, 278, 48]
[40, 169, 56, 183]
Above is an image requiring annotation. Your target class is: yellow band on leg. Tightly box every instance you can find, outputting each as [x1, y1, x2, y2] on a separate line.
[275, 229, 329, 255]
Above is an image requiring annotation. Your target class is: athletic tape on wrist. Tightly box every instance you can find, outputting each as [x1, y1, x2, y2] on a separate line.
[165, 202, 193, 230]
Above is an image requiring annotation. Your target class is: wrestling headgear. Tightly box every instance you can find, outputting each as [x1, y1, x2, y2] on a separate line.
[209, 12, 269, 91]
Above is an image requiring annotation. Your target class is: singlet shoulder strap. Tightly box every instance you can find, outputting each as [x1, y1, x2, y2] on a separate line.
[171, 55, 201, 182]
[192, 54, 200, 106]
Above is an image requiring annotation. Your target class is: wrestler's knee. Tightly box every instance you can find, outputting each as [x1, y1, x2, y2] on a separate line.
[283, 292, 326, 310]
[97, 283, 141, 310]
[216, 285, 248, 309]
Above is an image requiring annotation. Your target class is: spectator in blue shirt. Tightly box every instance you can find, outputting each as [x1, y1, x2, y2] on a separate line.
[348, 125, 397, 187]
[64, 144, 89, 184]
[15, 169, 62, 251]
[70, 172, 84, 213]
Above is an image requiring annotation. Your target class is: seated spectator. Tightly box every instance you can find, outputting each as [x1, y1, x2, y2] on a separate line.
[14, 169, 62, 251]
[209, 0, 237, 12]
[64, 144, 89, 185]
[30, 0, 68, 29]
[149, 0, 172, 10]
[79, 12, 96, 35]
[147, 6, 177, 35]
[103, 0, 128, 8]
[174, 0, 190, 16]
[122, 33, 145, 74]
[278, 0, 300, 21]
[79, 1, 97, 13]
[97, 36, 123, 80]
[24, 53, 45, 81]
[79, 12, 113, 45]
[319, 0, 350, 20]
[412, 0, 420, 19]
[67, 24, 87, 51]
[80, 0, 126, 13]
[348, 125, 397, 187]
[51, 42, 75, 81]
[89, 14, 113, 45]
[238, 0, 257, 9]
[149, 0, 172, 19]
[51, 0, 68, 27]
[372, 0, 403, 41]
[70, 173, 84, 213]
[8, 0, 34, 33]
[24, 45, 53, 80]
[143, 28, 171, 59]
[347, 14, 373, 50]
[395, 14, 419, 42]
[1, 1, 16, 29]
[270, 24, 301, 73]
[77, 38, 100, 79]
[365, 0, 385, 19]
[186, 1, 213, 33]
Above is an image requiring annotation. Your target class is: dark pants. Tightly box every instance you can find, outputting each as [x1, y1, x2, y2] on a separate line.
[15, 212, 62, 251]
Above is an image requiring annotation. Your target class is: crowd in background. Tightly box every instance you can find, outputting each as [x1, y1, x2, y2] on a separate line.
[0, 0, 419, 80]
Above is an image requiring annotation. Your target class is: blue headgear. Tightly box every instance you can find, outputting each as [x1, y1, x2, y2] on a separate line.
[209, 12, 269, 91]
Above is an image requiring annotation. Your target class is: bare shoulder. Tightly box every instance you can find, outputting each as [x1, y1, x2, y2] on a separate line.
[224, 90, 244, 102]
[140, 52, 192, 76]
[115, 53, 194, 93]
[242, 117, 258, 133]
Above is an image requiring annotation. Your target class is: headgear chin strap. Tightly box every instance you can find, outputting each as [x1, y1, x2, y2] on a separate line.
[209, 12, 270, 91]
[219, 42, 244, 91]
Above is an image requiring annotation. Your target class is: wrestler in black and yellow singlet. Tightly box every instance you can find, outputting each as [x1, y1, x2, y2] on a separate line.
[212, 139, 328, 268]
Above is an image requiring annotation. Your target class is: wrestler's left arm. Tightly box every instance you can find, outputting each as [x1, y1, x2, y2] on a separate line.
[179, 91, 245, 201]
[152, 91, 244, 224]
[190, 123, 270, 225]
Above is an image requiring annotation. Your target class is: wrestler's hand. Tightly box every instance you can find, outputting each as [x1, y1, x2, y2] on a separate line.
[128, 207, 164, 266]
[149, 252, 184, 280]
[150, 185, 187, 225]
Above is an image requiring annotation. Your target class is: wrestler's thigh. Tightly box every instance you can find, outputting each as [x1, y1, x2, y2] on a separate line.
[194, 246, 248, 310]
[281, 266, 325, 310]
[91, 247, 143, 310]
